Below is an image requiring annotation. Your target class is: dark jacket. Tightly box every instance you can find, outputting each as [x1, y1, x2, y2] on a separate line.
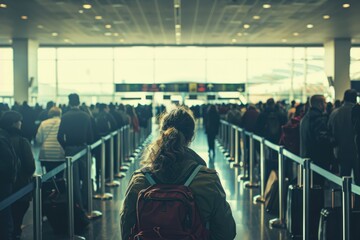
[7, 127, 35, 201]
[241, 107, 259, 132]
[57, 108, 93, 148]
[205, 109, 220, 137]
[300, 108, 332, 168]
[120, 148, 236, 240]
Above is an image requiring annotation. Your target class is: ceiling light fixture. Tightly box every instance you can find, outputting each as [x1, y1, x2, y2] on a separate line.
[64, 39, 70, 42]
[175, 24, 181, 29]
[343, 3, 350, 8]
[306, 24, 314, 29]
[263, 4, 271, 9]
[113, 33, 119, 37]
[293, 32, 299, 36]
[232, 39, 237, 43]
[51, 32, 58, 37]
[253, 16, 260, 20]
[95, 16, 102, 20]
[281, 39, 287, 43]
[105, 24, 112, 29]
[174, 0, 180, 8]
[83, 4, 92, 9]
[0, 3, 7, 8]
[37, 25, 44, 29]
[21, 16, 28, 20]
[78, 10, 84, 14]
[323, 15, 330, 20]
[104, 32, 112, 36]
[119, 39, 125, 43]
[237, 32, 242, 36]
[243, 24, 250, 29]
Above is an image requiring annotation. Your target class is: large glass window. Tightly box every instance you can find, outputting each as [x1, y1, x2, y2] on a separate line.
[0, 48, 13, 96]
[351, 47, 360, 80]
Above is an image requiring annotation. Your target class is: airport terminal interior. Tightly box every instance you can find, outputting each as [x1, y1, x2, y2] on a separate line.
[2, 0, 360, 240]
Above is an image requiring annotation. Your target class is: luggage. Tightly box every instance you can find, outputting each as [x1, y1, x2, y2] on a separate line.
[42, 178, 89, 235]
[264, 170, 279, 214]
[318, 190, 360, 240]
[286, 184, 323, 239]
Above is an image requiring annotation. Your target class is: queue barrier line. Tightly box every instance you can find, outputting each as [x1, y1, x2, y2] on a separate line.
[264, 140, 280, 152]
[282, 149, 305, 165]
[42, 162, 67, 182]
[103, 134, 111, 141]
[252, 134, 262, 142]
[90, 139, 102, 149]
[0, 182, 34, 211]
[309, 163, 343, 186]
[352, 183, 360, 196]
[71, 148, 87, 163]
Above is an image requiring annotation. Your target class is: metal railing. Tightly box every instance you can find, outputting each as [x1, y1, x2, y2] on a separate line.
[0, 118, 153, 240]
[217, 120, 360, 240]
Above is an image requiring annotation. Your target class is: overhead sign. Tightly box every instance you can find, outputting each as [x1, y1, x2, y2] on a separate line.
[115, 83, 245, 92]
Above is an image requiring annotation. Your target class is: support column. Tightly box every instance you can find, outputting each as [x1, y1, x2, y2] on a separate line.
[13, 38, 38, 103]
[324, 38, 351, 100]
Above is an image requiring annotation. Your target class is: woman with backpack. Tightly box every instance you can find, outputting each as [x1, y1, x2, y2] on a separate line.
[0, 111, 35, 240]
[120, 106, 236, 240]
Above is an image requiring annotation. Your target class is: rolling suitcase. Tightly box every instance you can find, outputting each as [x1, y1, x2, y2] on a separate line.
[286, 184, 323, 239]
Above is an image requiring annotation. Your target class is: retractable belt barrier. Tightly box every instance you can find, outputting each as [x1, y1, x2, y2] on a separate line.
[0, 119, 153, 240]
[218, 120, 360, 240]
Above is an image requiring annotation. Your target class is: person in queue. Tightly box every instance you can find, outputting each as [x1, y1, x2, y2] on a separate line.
[0, 111, 35, 240]
[120, 106, 236, 240]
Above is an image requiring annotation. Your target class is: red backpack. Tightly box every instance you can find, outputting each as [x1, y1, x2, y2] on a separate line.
[130, 165, 209, 240]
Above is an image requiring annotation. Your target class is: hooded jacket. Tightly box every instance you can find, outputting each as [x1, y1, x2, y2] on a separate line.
[120, 148, 236, 240]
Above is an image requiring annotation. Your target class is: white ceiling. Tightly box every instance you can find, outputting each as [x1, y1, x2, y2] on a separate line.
[0, 0, 360, 45]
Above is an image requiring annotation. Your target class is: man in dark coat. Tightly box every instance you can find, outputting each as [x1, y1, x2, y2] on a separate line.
[300, 95, 333, 186]
[57, 93, 93, 210]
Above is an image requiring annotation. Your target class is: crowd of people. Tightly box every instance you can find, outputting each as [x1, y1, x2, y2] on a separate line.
[0, 93, 153, 240]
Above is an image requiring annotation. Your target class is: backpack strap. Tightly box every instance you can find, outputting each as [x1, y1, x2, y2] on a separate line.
[141, 168, 157, 186]
[184, 165, 202, 187]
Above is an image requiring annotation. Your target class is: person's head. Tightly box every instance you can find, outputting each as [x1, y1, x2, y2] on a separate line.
[266, 98, 275, 109]
[98, 103, 109, 113]
[291, 100, 296, 108]
[48, 106, 62, 118]
[68, 93, 80, 107]
[343, 89, 357, 104]
[46, 101, 55, 110]
[0, 111, 23, 130]
[310, 95, 326, 112]
[141, 106, 195, 181]
[295, 103, 305, 117]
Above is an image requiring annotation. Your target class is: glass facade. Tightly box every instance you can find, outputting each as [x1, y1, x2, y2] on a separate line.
[4, 46, 356, 104]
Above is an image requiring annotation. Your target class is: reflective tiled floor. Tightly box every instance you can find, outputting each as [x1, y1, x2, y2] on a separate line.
[22, 124, 291, 240]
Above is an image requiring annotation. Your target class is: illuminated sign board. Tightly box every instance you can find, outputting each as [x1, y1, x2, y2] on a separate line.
[115, 83, 245, 92]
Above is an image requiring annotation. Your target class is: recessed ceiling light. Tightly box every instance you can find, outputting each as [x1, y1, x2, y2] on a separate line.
[64, 39, 70, 42]
[281, 39, 287, 43]
[175, 24, 181, 29]
[37, 25, 44, 29]
[323, 15, 330, 20]
[21, 16, 28, 20]
[293, 32, 299, 36]
[174, 0, 180, 8]
[113, 33, 119, 37]
[51, 32, 58, 37]
[78, 10, 84, 14]
[119, 39, 125, 43]
[176, 32, 181, 36]
[263, 4, 271, 9]
[104, 32, 112, 36]
[83, 4, 92, 9]
[253, 16, 261, 20]
[95, 16, 102, 20]
[243, 32, 249, 36]
[232, 39, 237, 43]
[342, 3, 350, 8]
[237, 32, 242, 36]
[243, 24, 250, 29]
[105, 24, 112, 29]
[0, 3, 7, 8]
[307, 24, 314, 29]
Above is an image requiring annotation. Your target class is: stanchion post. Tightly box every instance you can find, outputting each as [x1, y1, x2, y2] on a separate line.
[33, 175, 42, 240]
[342, 176, 352, 240]
[66, 157, 75, 238]
[106, 133, 120, 187]
[245, 133, 259, 188]
[254, 138, 266, 203]
[227, 125, 235, 162]
[93, 138, 113, 200]
[233, 127, 241, 167]
[302, 158, 311, 240]
[86, 146, 102, 219]
[269, 146, 285, 228]
[115, 129, 126, 178]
